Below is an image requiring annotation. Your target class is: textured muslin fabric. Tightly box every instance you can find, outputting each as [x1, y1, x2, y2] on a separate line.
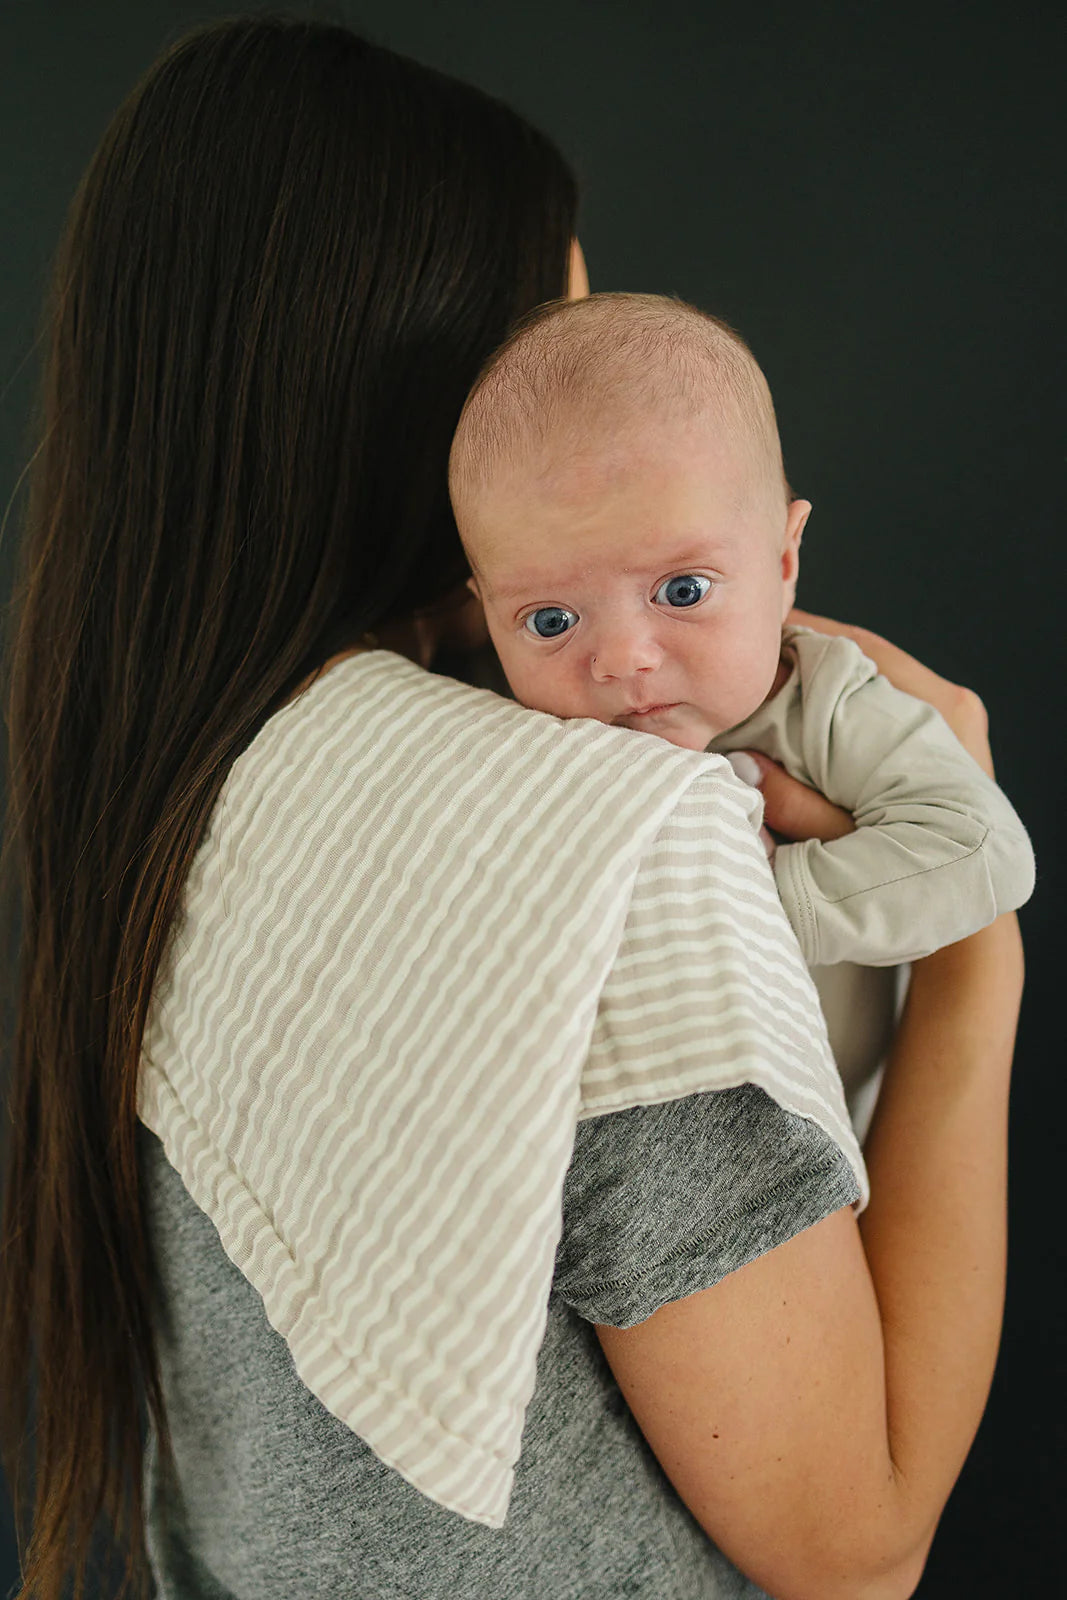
[711, 624, 1035, 967]
[137, 649, 866, 1528]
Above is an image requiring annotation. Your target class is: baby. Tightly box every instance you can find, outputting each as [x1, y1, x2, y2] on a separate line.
[447, 292, 1034, 1102]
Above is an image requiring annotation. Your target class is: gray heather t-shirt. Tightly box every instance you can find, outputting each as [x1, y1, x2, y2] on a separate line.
[140, 1083, 859, 1599]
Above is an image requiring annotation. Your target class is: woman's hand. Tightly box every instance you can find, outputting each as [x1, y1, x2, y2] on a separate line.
[788, 608, 994, 776]
[731, 609, 995, 851]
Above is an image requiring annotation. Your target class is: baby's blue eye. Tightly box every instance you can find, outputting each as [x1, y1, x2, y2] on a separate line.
[654, 574, 711, 608]
[524, 606, 579, 639]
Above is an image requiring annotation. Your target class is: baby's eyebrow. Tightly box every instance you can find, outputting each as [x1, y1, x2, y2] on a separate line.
[487, 547, 733, 602]
[486, 578, 552, 602]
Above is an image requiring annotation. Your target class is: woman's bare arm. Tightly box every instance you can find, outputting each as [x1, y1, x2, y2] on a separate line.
[595, 620, 1023, 1600]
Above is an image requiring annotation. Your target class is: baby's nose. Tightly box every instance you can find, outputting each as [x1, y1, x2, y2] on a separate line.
[589, 626, 663, 682]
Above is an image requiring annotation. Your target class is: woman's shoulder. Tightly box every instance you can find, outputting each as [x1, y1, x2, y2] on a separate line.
[227, 648, 733, 823]
[251, 647, 540, 762]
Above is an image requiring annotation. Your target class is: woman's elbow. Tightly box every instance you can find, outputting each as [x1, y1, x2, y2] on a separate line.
[753, 1517, 933, 1600]
[824, 1552, 927, 1600]
[842, 1541, 930, 1600]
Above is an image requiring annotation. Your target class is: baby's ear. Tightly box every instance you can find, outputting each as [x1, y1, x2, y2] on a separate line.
[465, 574, 482, 602]
[780, 499, 811, 619]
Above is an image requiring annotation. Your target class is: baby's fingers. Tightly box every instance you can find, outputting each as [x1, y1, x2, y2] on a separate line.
[758, 824, 778, 863]
[730, 749, 854, 845]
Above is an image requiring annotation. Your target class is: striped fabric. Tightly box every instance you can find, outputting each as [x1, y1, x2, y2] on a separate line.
[138, 649, 867, 1529]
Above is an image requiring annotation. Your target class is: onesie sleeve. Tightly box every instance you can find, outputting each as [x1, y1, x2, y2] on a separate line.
[720, 631, 1035, 967]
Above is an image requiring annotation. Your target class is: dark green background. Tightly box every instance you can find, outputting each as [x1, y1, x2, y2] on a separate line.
[2, 2, 1063, 1594]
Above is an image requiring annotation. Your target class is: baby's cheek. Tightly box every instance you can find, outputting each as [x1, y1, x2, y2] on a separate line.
[693, 656, 771, 737]
[522, 675, 590, 720]
[497, 651, 570, 717]
[488, 625, 596, 720]
[486, 634, 529, 703]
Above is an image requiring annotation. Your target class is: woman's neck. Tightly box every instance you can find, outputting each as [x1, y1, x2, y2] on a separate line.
[279, 616, 433, 710]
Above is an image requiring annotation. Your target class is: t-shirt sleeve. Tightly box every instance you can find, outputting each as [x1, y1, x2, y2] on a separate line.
[554, 1083, 860, 1327]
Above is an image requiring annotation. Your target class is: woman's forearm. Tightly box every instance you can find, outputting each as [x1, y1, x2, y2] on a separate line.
[858, 911, 1023, 1567]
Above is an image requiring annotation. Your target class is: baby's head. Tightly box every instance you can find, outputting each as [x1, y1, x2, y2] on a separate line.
[448, 292, 810, 751]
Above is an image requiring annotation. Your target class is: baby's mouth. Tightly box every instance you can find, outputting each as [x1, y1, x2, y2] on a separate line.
[618, 702, 680, 719]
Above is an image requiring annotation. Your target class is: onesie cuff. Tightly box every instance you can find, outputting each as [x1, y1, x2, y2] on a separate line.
[773, 842, 820, 966]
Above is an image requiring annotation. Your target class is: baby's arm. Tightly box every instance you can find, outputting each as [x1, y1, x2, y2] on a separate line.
[712, 627, 1035, 967]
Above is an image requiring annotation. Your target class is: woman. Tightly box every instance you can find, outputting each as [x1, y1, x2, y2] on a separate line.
[0, 16, 1023, 1600]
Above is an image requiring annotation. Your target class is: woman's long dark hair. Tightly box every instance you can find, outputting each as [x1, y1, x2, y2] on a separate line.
[0, 14, 577, 1596]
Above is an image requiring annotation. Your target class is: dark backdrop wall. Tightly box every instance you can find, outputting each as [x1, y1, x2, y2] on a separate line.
[1, 2, 1063, 1595]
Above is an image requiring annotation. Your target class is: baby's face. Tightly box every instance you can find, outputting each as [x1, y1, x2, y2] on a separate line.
[464, 424, 807, 752]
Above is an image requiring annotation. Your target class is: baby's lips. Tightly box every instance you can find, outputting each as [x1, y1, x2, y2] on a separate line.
[725, 750, 766, 789]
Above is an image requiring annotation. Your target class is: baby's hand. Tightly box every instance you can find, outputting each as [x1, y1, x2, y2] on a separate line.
[727, 748, 855, 848]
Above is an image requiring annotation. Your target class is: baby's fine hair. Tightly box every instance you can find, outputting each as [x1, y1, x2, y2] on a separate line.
[448, 291, 790, 511]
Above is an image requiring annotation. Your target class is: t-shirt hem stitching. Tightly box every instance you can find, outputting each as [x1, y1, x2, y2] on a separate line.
[565, 1153, 858, 1297]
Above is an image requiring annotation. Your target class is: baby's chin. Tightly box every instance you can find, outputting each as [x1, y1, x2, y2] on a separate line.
[652, 725, 720, 753]
[637, 722, 717, 753]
